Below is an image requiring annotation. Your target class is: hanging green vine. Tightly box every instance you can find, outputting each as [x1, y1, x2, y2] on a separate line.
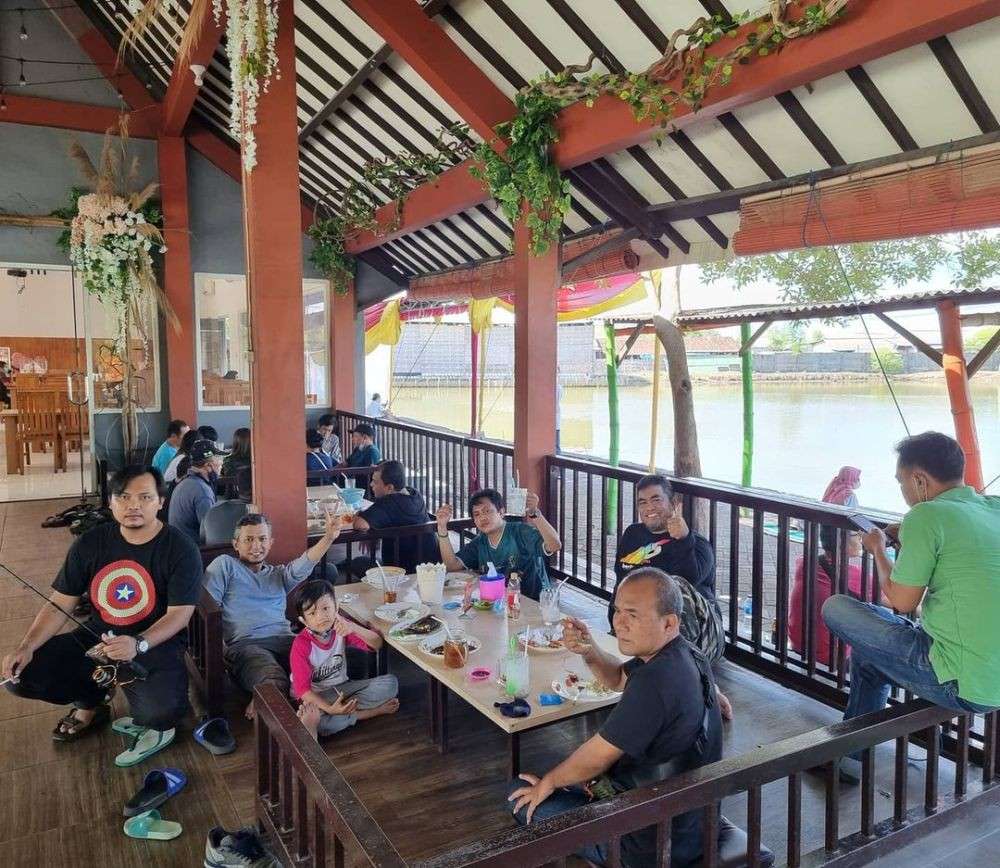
[308, 123, 472, 293]
[472, 0, 849, 256]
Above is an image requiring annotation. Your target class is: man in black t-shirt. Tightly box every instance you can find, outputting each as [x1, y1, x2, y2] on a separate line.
[352, 460, 436, 574]
[508, 568, 724, 867]
[611, 474, 730, 718]
[2, 466, 202, 766]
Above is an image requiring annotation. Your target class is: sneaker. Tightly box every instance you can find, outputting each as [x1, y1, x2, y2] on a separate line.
[204, 827, 278, 868]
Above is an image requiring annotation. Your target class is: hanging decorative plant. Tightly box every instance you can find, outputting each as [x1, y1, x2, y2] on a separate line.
[472, 0, 849, 256]
[214, 0, 280, 171]
[50, 122, 177, 459]
[308, 123, 473, 293]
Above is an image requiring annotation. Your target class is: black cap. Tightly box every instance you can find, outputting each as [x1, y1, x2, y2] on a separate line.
[189, 438, 230, 464]
[351, 422, 375, 437]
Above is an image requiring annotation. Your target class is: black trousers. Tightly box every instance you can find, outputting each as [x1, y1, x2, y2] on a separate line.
[5, 628, 190, 731]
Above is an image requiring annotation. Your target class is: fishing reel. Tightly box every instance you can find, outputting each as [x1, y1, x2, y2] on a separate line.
[85, 644, 148, 689]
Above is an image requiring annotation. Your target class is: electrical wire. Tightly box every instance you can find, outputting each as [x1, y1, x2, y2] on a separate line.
[801, 177, 912, 436]
[388, 320, 441, 407]
[0, 52, 169, 66]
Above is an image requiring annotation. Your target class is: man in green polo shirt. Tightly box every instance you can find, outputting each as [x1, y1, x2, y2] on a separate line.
[823, 432, 1000, 745]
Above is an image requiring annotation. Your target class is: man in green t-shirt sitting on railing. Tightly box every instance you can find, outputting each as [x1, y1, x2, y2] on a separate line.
[823, 431, 1000, 778]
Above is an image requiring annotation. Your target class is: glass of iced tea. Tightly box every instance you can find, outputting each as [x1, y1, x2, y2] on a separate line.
[443, 631, 469, 669]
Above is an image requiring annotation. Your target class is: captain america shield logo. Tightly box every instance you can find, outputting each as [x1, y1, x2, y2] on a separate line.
[89, 560, 157, 626]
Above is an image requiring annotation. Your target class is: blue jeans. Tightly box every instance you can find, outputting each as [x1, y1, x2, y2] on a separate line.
[507, 782, 607, 865]
[821, 595, 995, 721]
[505, 779, 704, 868]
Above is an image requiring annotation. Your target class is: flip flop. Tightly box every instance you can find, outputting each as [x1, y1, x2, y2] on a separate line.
[122, 809, 182, 841]
[123, 768, 187, 817]
[52, 704, 110, 742]
[194, 717, 236, 756]
[112, 716, 147, 739]
[115, 727, 175, 768]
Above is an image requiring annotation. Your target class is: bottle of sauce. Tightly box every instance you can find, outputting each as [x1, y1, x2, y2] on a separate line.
[506, 571, 521, 621]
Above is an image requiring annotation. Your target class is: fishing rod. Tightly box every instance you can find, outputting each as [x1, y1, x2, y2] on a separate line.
[0, 562, 148, 688]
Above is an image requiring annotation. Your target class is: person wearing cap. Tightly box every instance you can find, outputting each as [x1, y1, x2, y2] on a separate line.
[345, 422, 382, 468]
[168, 439, 229, 543]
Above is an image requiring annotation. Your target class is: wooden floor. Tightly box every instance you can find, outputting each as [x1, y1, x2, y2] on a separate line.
[1, 498, 997, 866]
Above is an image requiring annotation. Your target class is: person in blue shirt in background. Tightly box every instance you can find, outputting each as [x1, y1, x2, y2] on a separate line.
[435, 488, 561, 600]
[151, 419, 189, 475]
[344, 422, 382, 467]
[306, 429, 334, 482]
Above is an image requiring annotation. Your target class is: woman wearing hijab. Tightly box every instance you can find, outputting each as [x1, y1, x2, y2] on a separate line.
[822, 466, 862, 509]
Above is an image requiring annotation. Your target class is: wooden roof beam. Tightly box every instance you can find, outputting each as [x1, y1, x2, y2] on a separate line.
[0, 92, 159, 138]
[160, 0, 226, 136]
[967, 327, 1000, 378]
[345, 0, 514, 146]
[344, 0, 1000, 255]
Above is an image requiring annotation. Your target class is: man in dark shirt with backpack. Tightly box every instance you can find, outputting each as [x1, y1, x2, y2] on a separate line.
[611, 474, 730, 718]
[2, 466, 201, 767]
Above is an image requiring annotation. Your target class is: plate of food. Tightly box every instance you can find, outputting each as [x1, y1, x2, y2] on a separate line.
[472, 598, 494, 611]
[444, 571, 475, 589]
[373, 602, 427, 623]
[389, 614, 445, 642]
[551, 674, 622, 703]
[363, 566, 407, 588]
[418, 636, 483, 658]
[518, 629, 564, 653]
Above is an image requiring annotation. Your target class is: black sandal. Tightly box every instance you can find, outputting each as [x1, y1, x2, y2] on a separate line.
[52, 704, 110, 742]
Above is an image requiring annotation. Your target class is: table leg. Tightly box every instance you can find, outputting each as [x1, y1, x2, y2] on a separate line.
[509, 732, 521, 778]
[427, 674, 439, 742]
[3, 417, 20, 474]
[438, 683, 449, 754]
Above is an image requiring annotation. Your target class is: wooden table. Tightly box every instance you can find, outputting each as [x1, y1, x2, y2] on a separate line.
[1, 409, 18, 474]
[335, 576, 626, 774]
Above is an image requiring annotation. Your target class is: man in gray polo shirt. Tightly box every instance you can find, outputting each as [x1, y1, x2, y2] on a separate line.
[204, 509, 341, 719]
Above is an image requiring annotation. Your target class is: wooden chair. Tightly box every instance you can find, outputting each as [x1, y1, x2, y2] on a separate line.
[15, 391, 66, 473]
[58, 394, 90, 454]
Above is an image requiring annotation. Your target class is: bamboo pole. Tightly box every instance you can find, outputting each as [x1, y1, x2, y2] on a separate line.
[740, 321, 754, 487]
[603, 321, 620, 527]
[0, 214, 69, 229]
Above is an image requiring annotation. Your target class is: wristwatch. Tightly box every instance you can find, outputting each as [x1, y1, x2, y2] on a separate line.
[134, 634, 150, 655]
[526, 509, 540, 519]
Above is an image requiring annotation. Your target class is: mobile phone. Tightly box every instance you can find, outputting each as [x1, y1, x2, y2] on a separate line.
[847, 514, 876, 533]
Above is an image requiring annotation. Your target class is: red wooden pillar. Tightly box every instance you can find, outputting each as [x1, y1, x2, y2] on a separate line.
[330, 284, 357, 412]
[242, 0, 306, 560]
[937, 300, 984, 490]
[157, 136, 197, 425]
[512, 215, 559, 505]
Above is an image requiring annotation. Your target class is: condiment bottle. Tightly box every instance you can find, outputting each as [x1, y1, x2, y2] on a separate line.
[506, 571, 521, 621]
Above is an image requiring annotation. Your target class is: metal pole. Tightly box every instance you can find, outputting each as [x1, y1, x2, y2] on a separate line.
[740, 321, 755, 488]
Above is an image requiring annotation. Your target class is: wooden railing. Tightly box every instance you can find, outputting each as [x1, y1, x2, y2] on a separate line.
[188, 587, 225, 718]
[255, 681, 999, 867]
[335, 411, 514, 517]
[255, 683, 408, 867]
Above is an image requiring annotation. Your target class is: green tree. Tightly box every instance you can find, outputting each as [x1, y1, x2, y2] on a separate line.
[700, 232, 1000, 303]
[871, 347, 903, 375]
[767, 322, 809, 352]
[966, 326, 1000, 352]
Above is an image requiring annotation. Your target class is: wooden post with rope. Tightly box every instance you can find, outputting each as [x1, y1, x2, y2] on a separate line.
[937, 300, 984, 490]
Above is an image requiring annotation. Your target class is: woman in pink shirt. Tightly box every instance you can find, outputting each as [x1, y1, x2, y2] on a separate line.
[290, 581, 399, 739]
[788, 525, 868, 668]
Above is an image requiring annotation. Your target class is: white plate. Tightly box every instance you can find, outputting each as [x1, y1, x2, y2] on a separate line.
[551, 678, 622, 703]
[363, 566, 407, 588]
[388, 614, 445, 643]
[518, 629, 564, 654]
[373, 602, 427, 623]
[418, 636, 483, 658]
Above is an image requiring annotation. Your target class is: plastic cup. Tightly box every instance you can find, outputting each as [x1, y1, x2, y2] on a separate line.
[502, 653, 530, 699]
[417, 564, 446, 605]
[539, 588, 560, 625]
[443, 631, 469, 669]
[506, 488, 528, 516]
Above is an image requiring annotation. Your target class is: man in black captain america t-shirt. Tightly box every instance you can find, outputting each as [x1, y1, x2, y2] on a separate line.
[2, 466, 202, 766]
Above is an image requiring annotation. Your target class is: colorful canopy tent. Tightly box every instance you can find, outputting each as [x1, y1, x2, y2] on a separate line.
[363, 272, 648, 354]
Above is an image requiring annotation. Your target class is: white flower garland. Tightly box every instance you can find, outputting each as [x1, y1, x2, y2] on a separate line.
[213, 0, 280, 172]
[69, 193, 163, 355]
